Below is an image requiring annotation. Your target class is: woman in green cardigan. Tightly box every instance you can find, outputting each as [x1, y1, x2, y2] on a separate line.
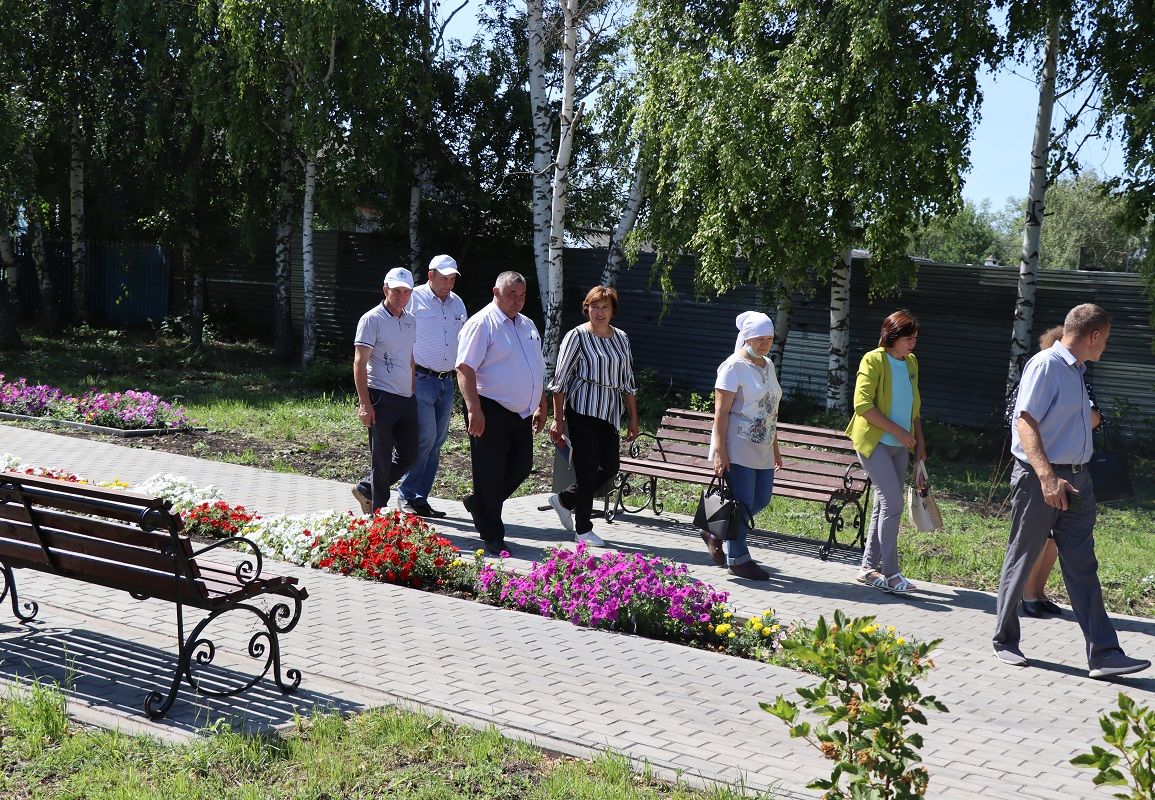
[845, 310, 927, 594]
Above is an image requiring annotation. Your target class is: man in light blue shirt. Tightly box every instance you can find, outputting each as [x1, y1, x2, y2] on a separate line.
[993, 303, 1149, 679]
[396, 255, 468, 518]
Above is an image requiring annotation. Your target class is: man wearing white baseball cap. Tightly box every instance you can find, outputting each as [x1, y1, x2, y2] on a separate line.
[351, 266, 419, 515]
[395, 255, 468, 518]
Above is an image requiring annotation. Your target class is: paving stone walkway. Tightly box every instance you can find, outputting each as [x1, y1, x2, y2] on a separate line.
[2, 425, 1153, 799]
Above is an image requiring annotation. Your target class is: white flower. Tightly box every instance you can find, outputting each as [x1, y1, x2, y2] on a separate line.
[1, 453, 24, 470]
[133, 473, 223, 514]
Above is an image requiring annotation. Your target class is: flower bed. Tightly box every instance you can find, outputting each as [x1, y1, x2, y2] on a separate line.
[0, 374, 194, 432]
[0, 454, 921, 670]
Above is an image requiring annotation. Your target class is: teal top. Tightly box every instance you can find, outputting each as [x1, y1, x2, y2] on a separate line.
[879, 354, 914, 446]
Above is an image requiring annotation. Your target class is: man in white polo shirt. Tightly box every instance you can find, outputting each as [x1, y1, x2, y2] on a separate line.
[396, 254, 468, 518]
[351, 267, 419, 515]
[456, 271, 547, 555]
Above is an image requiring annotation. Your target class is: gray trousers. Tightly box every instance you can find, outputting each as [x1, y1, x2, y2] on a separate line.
[992, 460, 1121, 667]
[858, 444, 910, 577]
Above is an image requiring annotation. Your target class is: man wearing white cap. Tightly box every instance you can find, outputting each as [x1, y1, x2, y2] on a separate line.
[351, 267, 419, 515]
[395, 255, 468, 518]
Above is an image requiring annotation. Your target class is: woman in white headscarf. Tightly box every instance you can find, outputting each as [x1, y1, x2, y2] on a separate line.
[706, 311, 783, 580]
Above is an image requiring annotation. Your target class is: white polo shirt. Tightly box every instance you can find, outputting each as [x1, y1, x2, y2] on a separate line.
[456, 301, 545, 418]
[406, 283, 467, 373]
[354, 302, 416, 396]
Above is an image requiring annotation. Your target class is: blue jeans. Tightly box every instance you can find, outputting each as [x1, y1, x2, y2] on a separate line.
[397, 373, 455, 503]
[724, 463, 775, 565]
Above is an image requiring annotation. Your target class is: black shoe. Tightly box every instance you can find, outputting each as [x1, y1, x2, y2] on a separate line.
[410, 500, 447, 519]
[1020, 599, 1044, 618]
[463, 495, 476, 515]
[700, 531, 726, 566]
[1037, 598, 1063, 615]
[728, 561, 769, 581]
[483, 539, 507, 557]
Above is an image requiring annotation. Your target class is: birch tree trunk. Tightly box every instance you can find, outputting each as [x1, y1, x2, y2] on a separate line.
[1007, 14, 1060, 396]
[273, 80, 295, 361]
[603, 158, 647, 288]
[541, 0, 581, 376]
[70, 118, 88, 324]
[409, 163, 423, 271]
[770, 282, 792, 377]
[527, 0, 553, 316]
[825, 252, 852, 413]
[0, 224, 21, 348]
[27, 212, 60, 333]
[301, 152, 319, 368]
[0, 223, 22, 321]
[183, 235, 205, 350]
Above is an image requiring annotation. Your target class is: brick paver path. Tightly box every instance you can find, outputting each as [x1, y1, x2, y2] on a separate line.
[2, 425, 1153, 798]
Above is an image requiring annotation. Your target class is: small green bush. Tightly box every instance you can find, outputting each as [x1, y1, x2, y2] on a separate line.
[1072, 692, 1155, 799]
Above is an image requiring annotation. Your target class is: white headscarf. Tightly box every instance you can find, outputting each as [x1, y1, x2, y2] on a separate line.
[734, 311, 775, 352]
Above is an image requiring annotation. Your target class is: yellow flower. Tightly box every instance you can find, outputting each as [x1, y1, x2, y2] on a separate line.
[861, 624, 878, 635]
[761, 627, 773, 637]
[450, 559, 463, 568]
[770, 624, 780, 632]
[751, 619, 764, 631]
[723, 611, 733, 619]
[728, 632, 736, 639]
[896, 637, 906, 646]
[475, 549, 486, 557]
[887, 625, 896, 635]
[715, 623, 732, 636]
[762, 609, 774, 619]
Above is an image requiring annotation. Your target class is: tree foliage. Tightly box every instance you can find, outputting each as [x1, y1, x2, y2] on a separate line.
[625, 0, 998, 300]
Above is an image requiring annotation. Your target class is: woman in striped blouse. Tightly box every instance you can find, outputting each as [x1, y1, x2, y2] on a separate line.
[547, 286, 640, 546]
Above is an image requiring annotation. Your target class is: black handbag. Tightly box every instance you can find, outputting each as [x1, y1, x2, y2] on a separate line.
[1089, 451, 1134, 503]
[693, 475, 753, 541]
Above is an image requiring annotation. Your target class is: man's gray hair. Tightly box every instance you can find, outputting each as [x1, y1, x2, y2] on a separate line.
[1064, 304, 1112, 338]
[494, 271, 525, 291]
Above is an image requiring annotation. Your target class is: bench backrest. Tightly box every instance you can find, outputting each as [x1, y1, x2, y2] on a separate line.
[643, 409, 870, 497]
[0, 471, 210, 606]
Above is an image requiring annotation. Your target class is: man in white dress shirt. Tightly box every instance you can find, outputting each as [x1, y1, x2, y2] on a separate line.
[456, 271, 547, 555]
[395, 255, 468, 518]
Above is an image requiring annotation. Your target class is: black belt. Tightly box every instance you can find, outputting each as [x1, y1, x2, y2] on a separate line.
[1053, 462, 1087, 473]
[416, 364, 455, 380]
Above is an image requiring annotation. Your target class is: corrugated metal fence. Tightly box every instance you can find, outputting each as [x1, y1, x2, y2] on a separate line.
[11, 240, 169, 326]
[561, 250, 1155, 429]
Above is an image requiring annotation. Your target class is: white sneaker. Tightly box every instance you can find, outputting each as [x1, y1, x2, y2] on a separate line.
[548, 494, 574, 531]
[576, 530, 606, 547]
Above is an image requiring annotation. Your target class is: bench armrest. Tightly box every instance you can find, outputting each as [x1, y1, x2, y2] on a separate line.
[626, 431, 662, 460]
[191, 536, 265, 584]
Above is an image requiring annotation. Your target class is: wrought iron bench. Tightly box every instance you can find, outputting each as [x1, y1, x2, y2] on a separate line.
[608, 408, 872, 559]
[0, 470, 308, 718]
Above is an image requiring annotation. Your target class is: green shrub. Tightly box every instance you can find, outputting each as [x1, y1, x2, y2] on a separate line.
[1072, 692, 1155, 799]
[761, 610, 946, 799]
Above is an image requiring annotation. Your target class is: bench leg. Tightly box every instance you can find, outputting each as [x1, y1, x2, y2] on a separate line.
[606, 473, 661, 521]
[0, 561, 37, 623]
[144, 588, 306, 719]
[820, 493, 868, 561]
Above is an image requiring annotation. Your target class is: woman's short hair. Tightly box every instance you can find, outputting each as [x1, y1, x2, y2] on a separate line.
[1038, 325, 1064, 350]
[582, 285, 619, 316]
[878, 310, 920, 348]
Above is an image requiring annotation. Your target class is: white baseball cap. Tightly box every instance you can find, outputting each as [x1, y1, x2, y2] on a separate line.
[383, 267, 414, 289]
[428, 254, 460, 275]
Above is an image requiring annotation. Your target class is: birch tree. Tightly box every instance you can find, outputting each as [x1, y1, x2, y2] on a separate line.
[627, 0, 997, 413]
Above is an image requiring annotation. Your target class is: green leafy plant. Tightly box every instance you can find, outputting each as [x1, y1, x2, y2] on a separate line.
[761, 610, 945, 799]
[1072, 692, 1155, 799]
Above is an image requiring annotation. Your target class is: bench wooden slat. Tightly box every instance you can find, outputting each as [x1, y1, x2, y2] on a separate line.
[611, 407, 872, 558]
[0, 518, 194, 577]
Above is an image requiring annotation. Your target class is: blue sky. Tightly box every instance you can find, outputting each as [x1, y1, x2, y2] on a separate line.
[964, 65, 1125, 208]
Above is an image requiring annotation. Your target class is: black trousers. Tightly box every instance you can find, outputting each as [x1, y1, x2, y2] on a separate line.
[356, 389, 419, 513]
[558, 406, 620, 534]
[465, 395, 533, 542]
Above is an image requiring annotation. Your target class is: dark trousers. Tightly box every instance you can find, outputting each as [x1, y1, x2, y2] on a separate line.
[993, 460, 1121, 667]
[558, 406, 620, 534]
[465, 395, 533, 542]
[356, 389, 419, 513]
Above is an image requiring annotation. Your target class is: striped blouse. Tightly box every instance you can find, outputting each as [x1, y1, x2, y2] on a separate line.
[548, 326, 637, 427]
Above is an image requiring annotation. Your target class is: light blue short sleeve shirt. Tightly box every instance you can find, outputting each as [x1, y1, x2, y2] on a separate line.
[1010, 342, 1094, 465]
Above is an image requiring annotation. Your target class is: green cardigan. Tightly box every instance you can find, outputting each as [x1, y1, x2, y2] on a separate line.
[844, 347, 921, 458]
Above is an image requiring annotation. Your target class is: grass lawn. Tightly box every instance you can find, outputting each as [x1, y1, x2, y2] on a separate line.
[2, 327, 1153, 615]
[2, 683, 756, 800]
